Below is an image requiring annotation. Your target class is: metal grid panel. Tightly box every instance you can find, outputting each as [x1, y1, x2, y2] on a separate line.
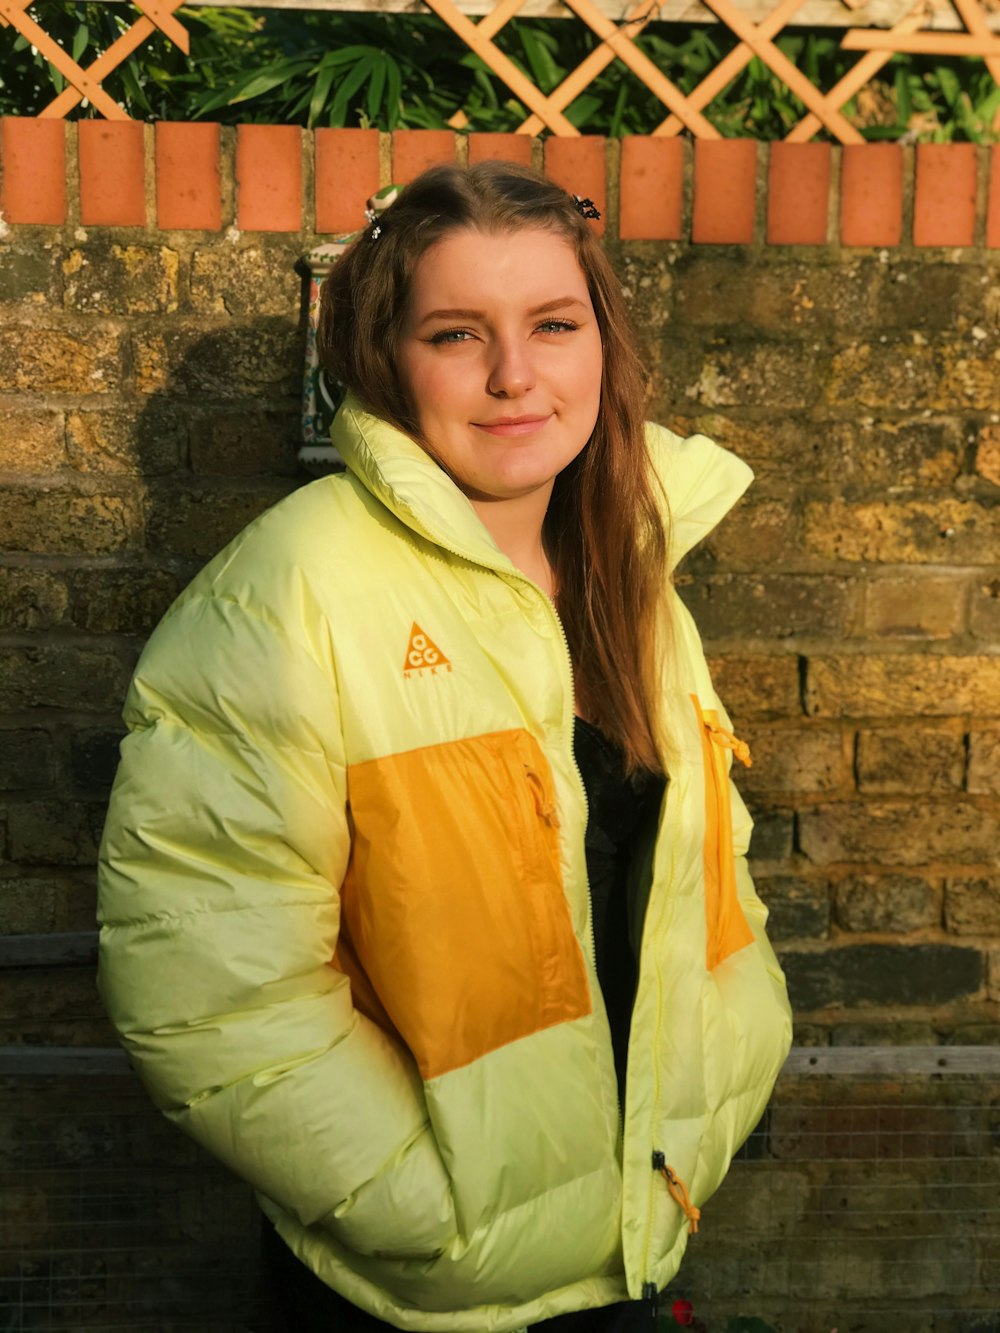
[0, 1075, 262, 1332]
[3, 1060, 1000, 1330]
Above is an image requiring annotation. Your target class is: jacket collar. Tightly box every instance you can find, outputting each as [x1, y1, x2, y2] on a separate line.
[330, 393, 511, 571]
[331, 396, 753, 575]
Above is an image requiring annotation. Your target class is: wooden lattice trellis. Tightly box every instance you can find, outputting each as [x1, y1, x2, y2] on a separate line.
[422, 0, 1000, 139]
[0, 0, 189, 120]
[1, 0, 998, 137]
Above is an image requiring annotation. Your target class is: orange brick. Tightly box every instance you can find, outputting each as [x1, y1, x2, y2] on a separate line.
[692, 140, 756, 245]
[840, 144, 903, 248]
[236, 125, 302, 232]
[544, 137, 606, 237]
[315, 128, 380, 234]
[78, 121, 145, 227]
[467, 133, 533, 168]
[988, 145, 1000, 249]
[391, 130, 456, 185]
[767, 142, 830, 246]
[155, 122, 221, 231]
[913, 143, 977, 248]
[0, 117, 66, 225]
[619, 137, 683, 242]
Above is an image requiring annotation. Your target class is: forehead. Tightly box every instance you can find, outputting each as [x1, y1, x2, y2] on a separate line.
[407, 226, 590, 313]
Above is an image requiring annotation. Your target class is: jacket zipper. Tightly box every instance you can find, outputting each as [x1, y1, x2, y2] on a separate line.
[413, 533, 596, 972]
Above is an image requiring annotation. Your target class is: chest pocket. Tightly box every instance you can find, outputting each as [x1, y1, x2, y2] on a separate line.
[691, 695, 755, 972]
[337, 728, 591, 1081]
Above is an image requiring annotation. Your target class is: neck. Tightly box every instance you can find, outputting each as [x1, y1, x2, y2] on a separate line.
[470, 487, 554, 597]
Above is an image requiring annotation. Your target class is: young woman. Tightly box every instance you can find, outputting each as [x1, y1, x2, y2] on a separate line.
[98, 162, 791, 1333]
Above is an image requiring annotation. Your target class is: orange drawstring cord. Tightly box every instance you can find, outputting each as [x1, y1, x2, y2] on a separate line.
[658, 1163, 701, 1235]
[706, 723, 752, 769]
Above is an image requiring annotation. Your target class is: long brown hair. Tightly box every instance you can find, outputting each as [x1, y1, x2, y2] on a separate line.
[318, 162, 668, 773]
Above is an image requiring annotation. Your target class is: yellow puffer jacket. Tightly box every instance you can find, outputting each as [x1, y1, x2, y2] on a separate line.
[98, 396, 791, 1331]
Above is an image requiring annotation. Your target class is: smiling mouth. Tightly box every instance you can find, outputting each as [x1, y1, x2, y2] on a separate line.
[473, 415, 551, 437]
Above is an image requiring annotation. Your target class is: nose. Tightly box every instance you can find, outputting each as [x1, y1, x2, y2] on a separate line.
[486, 336, 535, 399]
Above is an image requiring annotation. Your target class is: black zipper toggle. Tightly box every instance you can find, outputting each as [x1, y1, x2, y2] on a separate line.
[641, 1282, 658, 1324]
[651, 1150, 665, 1170]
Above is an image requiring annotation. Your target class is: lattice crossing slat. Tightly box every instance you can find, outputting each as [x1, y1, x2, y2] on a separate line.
[0, 0, 188, 120]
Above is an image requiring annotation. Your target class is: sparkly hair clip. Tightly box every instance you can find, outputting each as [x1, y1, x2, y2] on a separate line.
[572, 195, 601, 221]
[363, 186, 399, 241]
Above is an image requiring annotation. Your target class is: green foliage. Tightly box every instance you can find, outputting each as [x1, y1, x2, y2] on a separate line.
[1, 2, 996, 141]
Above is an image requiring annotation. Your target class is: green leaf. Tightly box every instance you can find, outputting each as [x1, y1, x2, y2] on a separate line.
[366, 56, 386, 124]
[307, 60, 337, 128]
[71, 22, 89, 64]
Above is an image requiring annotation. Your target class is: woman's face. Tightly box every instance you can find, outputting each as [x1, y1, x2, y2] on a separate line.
[397, 226, 603, 509]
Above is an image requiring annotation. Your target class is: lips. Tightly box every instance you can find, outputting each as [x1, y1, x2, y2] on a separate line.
[473, 414, 551, 437]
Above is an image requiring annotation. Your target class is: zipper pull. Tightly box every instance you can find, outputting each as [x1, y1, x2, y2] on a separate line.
[652, 1151, 701, 1235]
[641, 1282, 658, 1325]
[524, 767, 560, 826]
[705, 721, 752, 768]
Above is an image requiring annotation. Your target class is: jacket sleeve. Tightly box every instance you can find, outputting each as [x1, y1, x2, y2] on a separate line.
[97, 590, 457, 1259]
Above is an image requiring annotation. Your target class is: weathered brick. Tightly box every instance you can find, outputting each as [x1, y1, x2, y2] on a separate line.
[976, 423, 1000, 487]
[707, 654, 801, 718]
[189, 245, 301, 317]
[747, 808, 795, 862]
[618, 255, 675, 336]
[0, 874, 96, 934]
[65, 407, 184, 477]
[869, 263, 980, 334]
[6, 801, 105, 866]
[864, 575, 968, 640]
[0, 326, 119, 394]
[0, 647, 130, 712]
[69, 729, 125, 791]
[670, 258, 847, 333]
[62, 245, 179, 315]
[678, 575, 856, 640]
[945, 875, 1000, 934]
[188, 410, 298, 476]
[696, 500, 798, 572]
[756, 877, 831, 940]
[800, 800, 1000, 866]
[683, 341, 825, 410]
[831, 1021, 938, 1045]
[69, 568, 180, 636]
[145, 480, 297, 559]
[0, 568, 69, 629]
[856, 725, 965, 794]
[970, 578, 1000, 641]
[806, 654, 1000, 718]
[0, 968, 107, 1036]
[0, 244, 56, 304]
[0, 488, 143, 555]
[0, 730, 56, 791]
[946, 1024, 1000, 1045]
[836, 874, 941, 933]
[827, 342, 999, 412]
[132, 322, 300, 398]
[670, 413, 964, 493]
[804, 498, 999, 565]
[780, 944, 982, 1009]
[0, 406, 66, 472]
[733, 725, 849, 797]
[968, 729, 1000, 795]
[987, 946, 1000, 1001]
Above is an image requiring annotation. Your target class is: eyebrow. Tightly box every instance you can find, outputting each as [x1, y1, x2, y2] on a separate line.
[416, 296, 588, 324]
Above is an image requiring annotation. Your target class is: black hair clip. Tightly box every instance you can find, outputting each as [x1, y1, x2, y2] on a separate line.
[573, 194, 602, 221]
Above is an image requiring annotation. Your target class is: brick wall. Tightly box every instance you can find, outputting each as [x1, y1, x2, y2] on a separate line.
[1, 119, 999, 1049]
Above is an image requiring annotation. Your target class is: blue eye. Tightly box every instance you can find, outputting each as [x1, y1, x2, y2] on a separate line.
[429, 329, 473, 345]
